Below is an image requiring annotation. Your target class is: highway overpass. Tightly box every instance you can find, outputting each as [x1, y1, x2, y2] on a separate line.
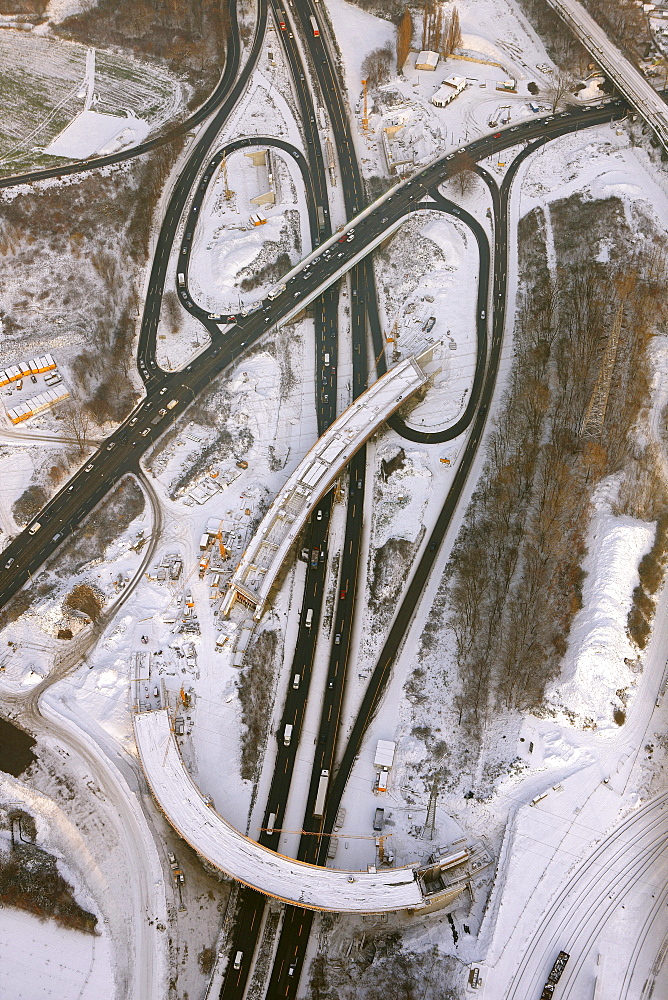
[221, 354, 430, 620]
[135, 709, 456, 913]
[546, 0, 668, 152]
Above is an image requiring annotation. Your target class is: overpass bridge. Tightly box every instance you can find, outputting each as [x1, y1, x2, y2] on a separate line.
[221, 353, 430, 620]
[134, 709, 475, 912]
[546, 0, 668, 153]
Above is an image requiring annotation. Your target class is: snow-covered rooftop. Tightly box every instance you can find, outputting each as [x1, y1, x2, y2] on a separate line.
[221, 355, 429, 619]
[134, 710, 424, 912]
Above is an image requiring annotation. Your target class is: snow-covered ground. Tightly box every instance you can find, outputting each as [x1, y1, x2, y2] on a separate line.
[4, 0, 668, 995]
[0, 881, 114, 1000]
[323, 0, 566, 183]
[374, 210, 479, 430]
[322, 114, 668, 981]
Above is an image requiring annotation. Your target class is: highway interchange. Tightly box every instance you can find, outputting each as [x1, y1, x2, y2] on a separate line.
[0, 0, 648, 998]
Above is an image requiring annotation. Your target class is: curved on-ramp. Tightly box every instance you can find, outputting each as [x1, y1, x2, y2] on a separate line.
[134, 709, 424, 912]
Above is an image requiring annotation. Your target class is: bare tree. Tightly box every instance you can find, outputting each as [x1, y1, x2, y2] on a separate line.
[543, 70, 576, 111]
[396, 6, 413, 71]
[449, 150, 477, 195]
[361, 42, 394, 90]
[61, 401, 91, 455]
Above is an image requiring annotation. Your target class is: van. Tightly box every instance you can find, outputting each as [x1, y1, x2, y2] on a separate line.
[28, 522, 42, 535]
[305, 609, 313, 628]
[324, 353, 330, 365]
[283, 723, 293, 746]
[292, 673, 301, 689]
[233, 951, 243, 970]
[153, 687, 159, 698]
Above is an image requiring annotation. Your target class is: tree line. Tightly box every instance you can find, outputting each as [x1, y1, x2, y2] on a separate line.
[444, 199, 668, 731]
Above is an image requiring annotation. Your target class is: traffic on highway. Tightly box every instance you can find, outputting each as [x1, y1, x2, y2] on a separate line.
[2, 0, 665, 998]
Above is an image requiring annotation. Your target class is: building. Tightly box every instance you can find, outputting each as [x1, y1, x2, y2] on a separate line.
[432, 76, 467, 107]
[415, 50, 440, 71]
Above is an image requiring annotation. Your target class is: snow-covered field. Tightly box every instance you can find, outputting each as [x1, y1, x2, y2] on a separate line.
[0, 31, 182, 175]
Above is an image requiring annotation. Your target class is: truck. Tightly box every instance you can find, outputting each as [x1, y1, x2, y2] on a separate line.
[283, 723, 293, 746]
[310, 14, 320, 35]
[540, 952, 570, 1000]
[310, 547, 319, 568]
[305, 608, 313, 628]
[373, 807, 384, 831]
[317, 205, 326, 231]
[314, 769, 329, 817]
[177, 273, 185, 286]
[267, 284, 286, 300]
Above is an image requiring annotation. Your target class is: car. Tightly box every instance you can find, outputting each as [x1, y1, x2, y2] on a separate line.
[338, 236, 347, 243]
[334, 633, 340, 644]
[159, 387, 168, 395]
[4, 558, 14, 570]
[316, 510, 322, 520]
[129, 417, 139, 426]
[84, 463, 94, 473]
[493, 132, 501, 138]
[340, 589, 346, 600]
[381, 217, 388, 223]
[67, 485, 74, 491]
[30, 375, 37, 383]
[52, 533, 62, 543]
[288, 963, 297, 977]
[294, 292, 301, 297]
[337, 252, 345, 257]
[106, 441, 116, 451]
[480, 310, 486, 319]
[346, 233, 354, 241]
[140, 428, 150, 436]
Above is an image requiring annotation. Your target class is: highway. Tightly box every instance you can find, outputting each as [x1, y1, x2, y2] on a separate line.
[0, 10, 637, 997]
[0, 98, 630, 613]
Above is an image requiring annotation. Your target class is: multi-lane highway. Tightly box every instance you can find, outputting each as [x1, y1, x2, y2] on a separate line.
[0, 6, 639, 998]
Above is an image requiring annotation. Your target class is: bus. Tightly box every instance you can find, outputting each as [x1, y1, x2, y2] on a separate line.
[314, 769, 329, 817]
[310, 15, 319, 35]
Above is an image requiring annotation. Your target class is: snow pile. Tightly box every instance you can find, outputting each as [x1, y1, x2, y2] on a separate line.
[45, 110, 150, 160]
[546, 501, 655, 729]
